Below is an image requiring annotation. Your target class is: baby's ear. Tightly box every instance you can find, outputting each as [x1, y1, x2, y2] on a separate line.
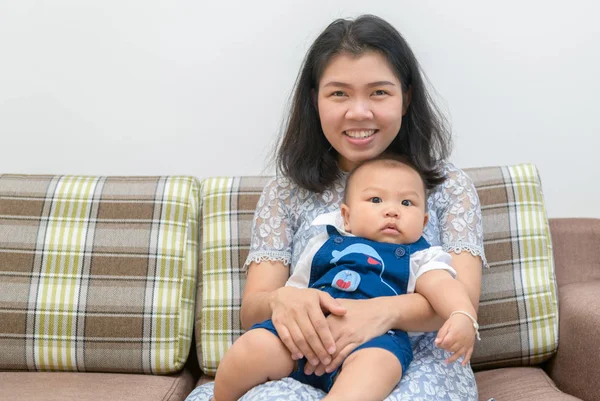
[423, 212, 429, 229]
[340, 204, 351, 232]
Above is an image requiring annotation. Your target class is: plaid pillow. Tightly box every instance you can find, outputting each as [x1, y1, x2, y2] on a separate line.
[0, 175, 199, 374]
[195, 177, 269, 375]
[195, 164, 558, 374]
[469, 164, 557, 369]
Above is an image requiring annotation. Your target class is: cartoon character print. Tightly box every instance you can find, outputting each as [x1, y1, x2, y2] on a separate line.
[329, 243, 398, 295]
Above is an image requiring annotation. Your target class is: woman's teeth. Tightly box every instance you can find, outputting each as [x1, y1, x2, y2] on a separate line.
[345, 130, 376, 138]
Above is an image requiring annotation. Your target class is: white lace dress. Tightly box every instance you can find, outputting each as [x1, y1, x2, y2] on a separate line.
[186, 162, 487, 401]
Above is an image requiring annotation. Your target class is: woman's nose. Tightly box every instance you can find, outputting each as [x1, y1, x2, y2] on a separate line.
[346, 99, 373, 120]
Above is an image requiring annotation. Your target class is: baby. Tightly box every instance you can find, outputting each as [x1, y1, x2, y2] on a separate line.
[213, 156, 480, 401]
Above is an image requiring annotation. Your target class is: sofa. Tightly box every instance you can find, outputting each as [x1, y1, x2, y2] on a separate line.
[0, 165, 598, 401]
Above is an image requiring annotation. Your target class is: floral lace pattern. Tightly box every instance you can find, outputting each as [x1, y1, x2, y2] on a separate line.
[186, 163, 487, 401]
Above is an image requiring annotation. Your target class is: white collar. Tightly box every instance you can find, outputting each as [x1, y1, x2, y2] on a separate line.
[310, 210, 353, 236]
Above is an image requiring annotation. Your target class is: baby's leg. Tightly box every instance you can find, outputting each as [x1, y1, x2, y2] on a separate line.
[323, 348, 402, 401]
[213, 328, 295, 401]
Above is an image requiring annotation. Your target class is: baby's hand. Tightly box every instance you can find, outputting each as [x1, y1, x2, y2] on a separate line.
[434, 313, 477, 366]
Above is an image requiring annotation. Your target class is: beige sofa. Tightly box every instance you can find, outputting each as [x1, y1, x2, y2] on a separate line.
[0, 170, 599, 401]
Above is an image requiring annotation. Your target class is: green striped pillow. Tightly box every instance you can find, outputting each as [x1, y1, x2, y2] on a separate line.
[470, 164, 558, 369]
[195, 164, 558, 374]
[0, 175, 199, 373]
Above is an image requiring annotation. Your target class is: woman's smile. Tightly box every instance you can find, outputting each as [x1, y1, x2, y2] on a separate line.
[317, 51, 405, 171]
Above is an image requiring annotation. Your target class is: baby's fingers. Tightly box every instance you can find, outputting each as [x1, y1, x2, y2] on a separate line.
[435, 322, 451, 347]
[445, 345, 466, 365]
[461, 346, 475, 367]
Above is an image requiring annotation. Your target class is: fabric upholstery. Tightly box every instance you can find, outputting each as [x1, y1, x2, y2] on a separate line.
[549, 218, 600, 287]
[0, 175, 199, 373]
[469, 164, 558, 369]
[195, 164, 558, 374]
[545, 280, 600, 401]
[0, 369, 197, 401]
[195, 177, 269, 375]
[475, 367, 579, 401]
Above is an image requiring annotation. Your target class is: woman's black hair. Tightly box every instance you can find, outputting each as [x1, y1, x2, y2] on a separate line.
[276, 14, 451, 192]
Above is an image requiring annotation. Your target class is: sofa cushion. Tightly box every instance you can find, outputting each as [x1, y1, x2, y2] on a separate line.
[475, 367, 579, 401]
[0, 175, 199, 373]
[0, 369, 197, 401]
[195, 164, 558, 374]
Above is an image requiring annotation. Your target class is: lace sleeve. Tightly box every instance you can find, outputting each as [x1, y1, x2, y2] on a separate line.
[243, 176, 294, 270]
[432, 164, 489, 268]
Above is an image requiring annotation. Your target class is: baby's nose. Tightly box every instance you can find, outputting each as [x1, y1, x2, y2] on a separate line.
[385, 208, 399, 217]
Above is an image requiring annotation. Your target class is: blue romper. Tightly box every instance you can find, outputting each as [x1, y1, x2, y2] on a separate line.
[252, 225, 431, 392]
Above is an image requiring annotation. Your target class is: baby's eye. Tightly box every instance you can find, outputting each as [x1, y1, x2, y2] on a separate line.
[370, 197, 382, 204]
[401, 200, 413, 206]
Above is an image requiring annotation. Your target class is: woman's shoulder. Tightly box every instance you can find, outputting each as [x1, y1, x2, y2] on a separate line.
[440, 161, 470, 178]
[427, 161, 479, 214]
[433, 161, 476, 192]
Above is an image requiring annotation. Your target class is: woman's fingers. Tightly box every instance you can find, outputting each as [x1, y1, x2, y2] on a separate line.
[286, 319, 320, 366]
[318, 291, 346, 317]
[308, 306, 335, 358]
[325, 343, 357, 373]
[294, 312, 328, 366]
[273, 319, 303, 360]
[271, 288, 336, 366]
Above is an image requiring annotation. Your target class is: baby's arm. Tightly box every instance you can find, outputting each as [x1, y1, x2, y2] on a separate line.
[213, 328, 295, 401]
[415, 269, 479, 365]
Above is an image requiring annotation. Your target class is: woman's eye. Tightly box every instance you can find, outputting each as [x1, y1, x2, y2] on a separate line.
[370, 197, 382, 204]
[331, 91, 346, 97]
[373, 90, 388, 96]
[401, 199, 413, 206]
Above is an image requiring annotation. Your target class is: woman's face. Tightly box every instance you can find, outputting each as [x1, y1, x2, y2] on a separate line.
[317, 51, 407, 172]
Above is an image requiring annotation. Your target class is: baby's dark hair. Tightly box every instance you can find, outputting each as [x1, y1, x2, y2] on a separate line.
[276, 14, 451, 193]
[342, 154, 430, 204]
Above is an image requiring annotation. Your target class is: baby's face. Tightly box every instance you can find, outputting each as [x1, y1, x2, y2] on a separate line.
[341, 162, 428, 244]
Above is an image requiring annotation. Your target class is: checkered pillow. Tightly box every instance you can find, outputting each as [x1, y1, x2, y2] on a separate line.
[195, 164, 558, 374]
[469, 164, 557, 369]
[0, 175, 199, 373]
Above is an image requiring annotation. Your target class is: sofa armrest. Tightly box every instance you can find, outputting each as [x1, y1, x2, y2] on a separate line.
[545, 218, 600, 400]
[545, 281, 600, 401]
[549, 218, 600, 287]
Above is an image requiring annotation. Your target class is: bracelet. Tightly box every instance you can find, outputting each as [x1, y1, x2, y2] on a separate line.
[450, 310, 481, 341]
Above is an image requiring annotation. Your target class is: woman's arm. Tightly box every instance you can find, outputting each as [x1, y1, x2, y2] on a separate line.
[239, 261, 289, 330]
[241, 260, 347, 367]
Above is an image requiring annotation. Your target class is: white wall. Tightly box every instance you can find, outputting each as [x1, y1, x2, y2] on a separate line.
[1, 0, 598, 217]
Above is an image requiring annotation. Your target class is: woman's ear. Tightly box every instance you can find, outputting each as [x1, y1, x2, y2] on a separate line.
[341, 203, 352, 232]
[402, 85, 412, 116]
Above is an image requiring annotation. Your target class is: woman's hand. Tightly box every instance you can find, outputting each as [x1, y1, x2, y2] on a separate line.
[303, 297, 390, 375]
[269, 286, 347, 367]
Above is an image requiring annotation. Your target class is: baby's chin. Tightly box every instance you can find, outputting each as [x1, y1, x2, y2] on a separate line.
[371, 233, 406, 245]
